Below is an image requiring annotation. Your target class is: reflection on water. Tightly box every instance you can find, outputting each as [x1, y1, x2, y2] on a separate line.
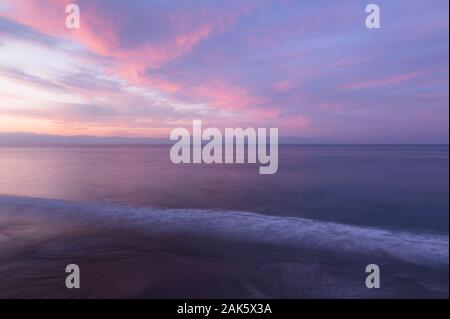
[0, 145, 448, 233]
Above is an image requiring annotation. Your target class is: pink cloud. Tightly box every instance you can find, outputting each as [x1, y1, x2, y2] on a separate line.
[342, 72, 420, 90]
[191, 79, 265, 111]
[0, 0, 308, 125]
[277, 115, 310, 135]
[273, 81, 293, 92]
[0, 0, 238, 89]
[315, 103, 346, 112]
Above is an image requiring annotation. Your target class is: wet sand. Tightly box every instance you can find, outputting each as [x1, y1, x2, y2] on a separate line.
[0, 205, 447, 299]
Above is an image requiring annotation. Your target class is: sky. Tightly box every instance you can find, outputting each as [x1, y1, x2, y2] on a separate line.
[0, 0, 448, 143]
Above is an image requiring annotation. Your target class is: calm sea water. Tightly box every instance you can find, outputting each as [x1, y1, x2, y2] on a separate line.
[0, 145, 448, 298]
[1, 144, 448, 233]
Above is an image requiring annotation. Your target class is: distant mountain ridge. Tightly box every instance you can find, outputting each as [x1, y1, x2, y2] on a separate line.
[0, 132, 342, 145]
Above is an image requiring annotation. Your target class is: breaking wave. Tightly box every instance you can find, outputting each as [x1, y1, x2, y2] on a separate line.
[0, 195, 448, 267]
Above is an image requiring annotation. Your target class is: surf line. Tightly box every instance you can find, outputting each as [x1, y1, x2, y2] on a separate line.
[169, 120, 278, 175]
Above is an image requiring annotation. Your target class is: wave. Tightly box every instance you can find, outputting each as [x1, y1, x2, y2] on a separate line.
[0, 195, 448, 267]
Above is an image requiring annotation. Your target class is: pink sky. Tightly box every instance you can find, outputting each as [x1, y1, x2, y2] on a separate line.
[0, 0, 448, 143]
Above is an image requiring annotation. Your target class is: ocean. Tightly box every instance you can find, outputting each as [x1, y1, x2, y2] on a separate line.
[0, 145, 448, 298]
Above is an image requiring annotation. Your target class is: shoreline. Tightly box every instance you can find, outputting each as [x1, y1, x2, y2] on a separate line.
[0, 195, 448, 298]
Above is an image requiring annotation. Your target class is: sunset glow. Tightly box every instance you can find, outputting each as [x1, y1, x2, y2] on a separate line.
[0, 0, 448, 142]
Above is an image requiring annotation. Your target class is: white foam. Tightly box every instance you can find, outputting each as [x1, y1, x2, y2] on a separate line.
[0, 195, 448, 267]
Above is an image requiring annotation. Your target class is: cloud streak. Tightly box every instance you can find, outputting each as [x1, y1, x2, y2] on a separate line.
[0, 0, 448, 143]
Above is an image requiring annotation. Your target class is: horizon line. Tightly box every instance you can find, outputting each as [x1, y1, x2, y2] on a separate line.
[0, 132, 448, 145]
